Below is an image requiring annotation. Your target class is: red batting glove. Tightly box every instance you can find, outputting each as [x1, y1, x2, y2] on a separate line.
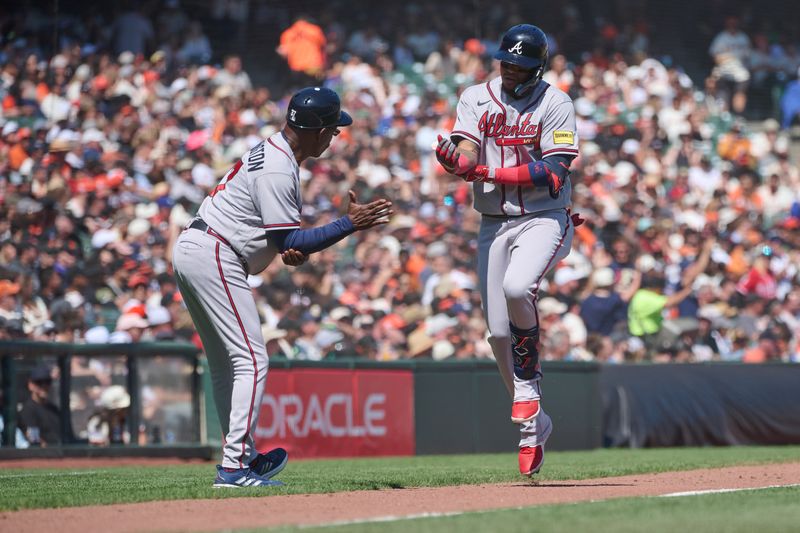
[465, 165, 495, 183]
[436, 135, 475, 176]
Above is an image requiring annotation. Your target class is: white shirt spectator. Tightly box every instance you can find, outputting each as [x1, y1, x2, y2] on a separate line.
[757, 179, 796, 220]
[688, 161, 722, 197]
[709, 30, 751, 82]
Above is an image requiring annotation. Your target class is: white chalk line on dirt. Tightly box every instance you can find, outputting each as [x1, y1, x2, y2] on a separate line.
[301, 511, 469, 529]
[305, 483, 800, 529]
[660, 483, 800, 497]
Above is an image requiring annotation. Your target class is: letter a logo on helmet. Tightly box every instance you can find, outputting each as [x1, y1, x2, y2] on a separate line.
[508, 41, 523, 54]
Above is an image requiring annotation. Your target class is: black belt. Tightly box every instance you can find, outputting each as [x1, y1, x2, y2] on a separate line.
[483, 207, 571, 220]
[483, 213, 530, 219]
[187, 218, 249, 272]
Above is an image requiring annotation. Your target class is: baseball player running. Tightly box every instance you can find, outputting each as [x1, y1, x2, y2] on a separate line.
[172, 87, 393, 488]
[436, 24, 580, 477]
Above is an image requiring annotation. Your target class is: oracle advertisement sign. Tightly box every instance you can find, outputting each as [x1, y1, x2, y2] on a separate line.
[254, 368, 415, 458]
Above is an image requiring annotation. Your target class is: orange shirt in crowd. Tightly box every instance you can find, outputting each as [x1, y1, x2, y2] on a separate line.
[716, 133, 751, 166]
[8, 143, 28, 170]
[728, 184, 763, 212]
[742, 346, 767, 363]
[279, 19, 327, 75]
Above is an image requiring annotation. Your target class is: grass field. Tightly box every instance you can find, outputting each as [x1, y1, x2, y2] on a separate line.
[1, 445, 799, 512]
[268, 486, 800, 533]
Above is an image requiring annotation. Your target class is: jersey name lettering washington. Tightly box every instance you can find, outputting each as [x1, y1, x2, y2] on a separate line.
[478, 111, 539, 138]
[247, 141, 266, 172]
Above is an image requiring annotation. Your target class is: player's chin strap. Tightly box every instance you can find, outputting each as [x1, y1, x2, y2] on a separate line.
[512, 66, 544, 98]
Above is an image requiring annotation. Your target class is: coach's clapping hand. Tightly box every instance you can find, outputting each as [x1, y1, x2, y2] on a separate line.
[346, 190, 394, 230]
[281, 248, 307, 267]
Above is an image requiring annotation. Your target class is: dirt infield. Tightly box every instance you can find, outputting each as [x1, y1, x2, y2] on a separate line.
[3, 463, 800, 532]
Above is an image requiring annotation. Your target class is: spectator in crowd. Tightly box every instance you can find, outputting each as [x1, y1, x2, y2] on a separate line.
[0, 388, 31, 447]
[278, 16, 327, 84]
[177, 21, 213, 65]
[0, 279, 22, 325]
[628, 238, 715, 355]
[112, 3, 155, 56]
[580, 267, 639, 337]
[781, 67, 800, 129]
[708, 16, 751, 115]
[211, 54, 253, 97]
[17, 364, 63, 446]
[87, 385, 131, 446]
[748, 33, 782, 116]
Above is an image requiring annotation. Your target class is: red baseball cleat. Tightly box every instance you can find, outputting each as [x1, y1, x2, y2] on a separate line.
[511, 399, 540, 424]
[518, 444, 545, 477]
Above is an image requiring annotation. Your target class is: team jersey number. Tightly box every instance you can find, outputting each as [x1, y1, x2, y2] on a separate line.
[210, 160, 243, 197]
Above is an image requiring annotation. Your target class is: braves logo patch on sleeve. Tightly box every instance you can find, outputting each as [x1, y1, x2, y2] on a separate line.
[553, 131, 574, 145]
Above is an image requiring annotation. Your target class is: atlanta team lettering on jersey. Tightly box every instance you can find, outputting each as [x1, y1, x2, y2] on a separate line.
[451, 78, 578, 216]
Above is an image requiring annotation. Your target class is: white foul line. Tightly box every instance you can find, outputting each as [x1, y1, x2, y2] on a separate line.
[303, 511, 466, 529]
[660, 483, 800, 498]
[306, 483, 800, 528]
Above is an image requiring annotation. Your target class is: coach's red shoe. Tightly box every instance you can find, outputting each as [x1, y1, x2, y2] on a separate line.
[511, 400, 540, 424]
[518, 444, 545, 477]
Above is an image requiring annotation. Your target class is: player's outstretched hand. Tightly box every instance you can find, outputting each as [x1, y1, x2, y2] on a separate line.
[281, 248, 307, 267]
[347, 190, 394, 230]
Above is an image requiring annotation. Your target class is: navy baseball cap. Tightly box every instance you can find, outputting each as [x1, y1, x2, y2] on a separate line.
[30, 364, 53, 383]
[287, 87, 353, 129]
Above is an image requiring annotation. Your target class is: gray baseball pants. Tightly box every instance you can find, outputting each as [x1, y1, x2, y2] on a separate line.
[477, 208, 573, 447]
[173, 228, 268, 469]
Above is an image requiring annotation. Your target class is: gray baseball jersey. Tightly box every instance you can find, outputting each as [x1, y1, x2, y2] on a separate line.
[198, 132, 302, 274]
[451, 78, 578, 216]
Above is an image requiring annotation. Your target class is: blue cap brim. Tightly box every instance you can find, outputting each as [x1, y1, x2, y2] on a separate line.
[336, 111, 353, 127]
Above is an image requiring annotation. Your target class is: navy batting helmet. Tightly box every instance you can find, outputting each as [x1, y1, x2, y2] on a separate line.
[494, 24, 548, 96]
[287, 87, 353, 129]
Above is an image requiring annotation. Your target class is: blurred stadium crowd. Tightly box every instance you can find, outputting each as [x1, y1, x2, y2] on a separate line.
[0, 1, 799, 367]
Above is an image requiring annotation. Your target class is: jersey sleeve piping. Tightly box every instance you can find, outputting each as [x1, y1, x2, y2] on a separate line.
[261, 222, 302, 230]
[451, 129, 481, 145]
[541, 147, 579, 156]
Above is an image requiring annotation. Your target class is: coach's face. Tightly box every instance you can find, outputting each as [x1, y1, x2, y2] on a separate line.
[500, 61, 534, 93]
[313, 126, 341, 157]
